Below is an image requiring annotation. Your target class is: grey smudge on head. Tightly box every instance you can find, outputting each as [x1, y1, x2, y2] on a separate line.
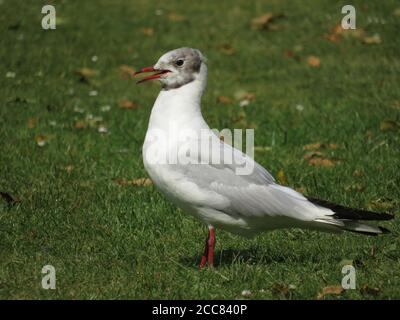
[156, 47, 206, 90]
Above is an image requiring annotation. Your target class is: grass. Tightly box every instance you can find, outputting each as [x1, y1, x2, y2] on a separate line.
[0, 0, 399, 299]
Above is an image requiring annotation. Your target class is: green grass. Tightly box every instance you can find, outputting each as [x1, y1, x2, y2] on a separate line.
[1, 0, 399, 299]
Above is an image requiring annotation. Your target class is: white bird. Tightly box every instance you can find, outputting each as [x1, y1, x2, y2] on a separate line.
[134, 47, 393, 268]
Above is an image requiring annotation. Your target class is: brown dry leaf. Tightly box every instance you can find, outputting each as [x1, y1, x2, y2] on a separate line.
[113, 178, 152, 186]
[360, 285, 381, 296]
[251, 12, 284, 30]
[345, 182, 365, 192]
[303, 143, 338, 151]
[142, 27, 154, 36]
[317, 285, 344, 299]
[218, 44, 236, 55]
[76, 68, 97, 82]
[168, 12, 186, 22]
[27, 117, 37, 128]
[380, 119, 399, 132]
[234, 90, 256, 101]
[35, 135, 48, 147]
[0, 191, 20, 205]
[303, 151, 324, 159]
[74, 120, 87, 129]
[363, 34, 381, 44]
[271, 283, 290, 297]
[65, 165, 74, 173]
[276, 170, 287, 185]
[283, 49, 295, 58]
[309, 158, 336, 167]
[216, 95, 232, 105]
[352, 170, 364, 177]
[119, 100, 139, 110]
[307, 55, 321, 67]
[120, 65, 136, 79]
[367, 198, 396, 211]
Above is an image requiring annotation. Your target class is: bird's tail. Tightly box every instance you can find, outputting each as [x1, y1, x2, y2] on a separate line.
[308, 197, 394, 236]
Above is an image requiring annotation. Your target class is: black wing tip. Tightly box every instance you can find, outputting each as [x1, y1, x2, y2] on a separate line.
[307, 196, 396, 221]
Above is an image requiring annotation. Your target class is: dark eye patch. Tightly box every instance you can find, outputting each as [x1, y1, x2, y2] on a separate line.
[176, 59, 184, 66]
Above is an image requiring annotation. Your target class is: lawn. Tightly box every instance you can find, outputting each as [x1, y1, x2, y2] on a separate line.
[0, 0, 399, 299]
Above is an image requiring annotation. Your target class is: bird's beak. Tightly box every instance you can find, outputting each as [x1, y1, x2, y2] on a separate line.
[133, 66, 170, 84]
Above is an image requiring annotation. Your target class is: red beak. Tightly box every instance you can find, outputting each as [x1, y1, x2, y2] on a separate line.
[133, 66, 170, 84]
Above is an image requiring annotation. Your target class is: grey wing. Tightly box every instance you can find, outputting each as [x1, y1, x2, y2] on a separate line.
[172, 139, 331, 222]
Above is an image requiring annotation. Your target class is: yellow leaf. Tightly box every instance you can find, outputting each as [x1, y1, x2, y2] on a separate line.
[276, 170, 287, 185]
[27, 117, 37, 128]
[35, 135, 47, 147]
[307, 55, 321, 67]
[216, 95, 232, 105]
[142, 27, 154, 36]
[168, 12, 185, 22]
[251, 12, 284, 30]
[317, 285, 344, 299]
[113, 178, 152, 186]
[120, 65, 136, 79]
[119, 100, 139, 110]
[363, 34, 381, 44]
[380, 120, 399, 132]
[218, 44, 236, 55]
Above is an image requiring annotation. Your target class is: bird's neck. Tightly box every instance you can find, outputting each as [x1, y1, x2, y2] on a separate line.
[148, 64, 208, 132]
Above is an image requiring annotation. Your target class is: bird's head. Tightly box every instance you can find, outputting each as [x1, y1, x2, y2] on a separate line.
[133, 47, 206, 90]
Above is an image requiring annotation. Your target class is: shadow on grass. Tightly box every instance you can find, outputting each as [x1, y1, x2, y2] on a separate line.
[179, 247, 310, 268]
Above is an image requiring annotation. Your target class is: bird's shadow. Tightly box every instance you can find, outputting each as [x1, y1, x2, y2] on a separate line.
[179, 247, 312, 268]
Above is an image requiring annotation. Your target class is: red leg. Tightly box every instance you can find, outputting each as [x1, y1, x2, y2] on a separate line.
[207, 227, 216, 267]
[199, 226, 216, 269]
[199, 233, 209, 269]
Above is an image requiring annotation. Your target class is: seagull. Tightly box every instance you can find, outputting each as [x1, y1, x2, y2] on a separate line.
[134, 47, 394, 268]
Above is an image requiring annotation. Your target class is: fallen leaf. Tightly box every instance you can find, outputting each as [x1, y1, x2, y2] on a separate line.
[254, 146, 272, 152]
[218, 44, 236, 55]
[345, 182, 365, 192]
[368, 198, 396, 211]
[307, 55, 321, 67]
[119, 100, 139, 110]
[303, 151, 339, 167]
[309, 158, 336, 167]
[251, 12, 284, 30]
[360, 285, 381, 296]
[27, 117, 37, 128]
[317, 285, 344, 299]
[76, 68, 97, 82]
[363, 34, 381, 44]
[234, 90, 256, 101]
[168, 12, 185, 22]
[353, 170, 364, 177]
[241, 290, 252, 297]
[380, 119, 399, 132]
[303, 143, 338, 151]
[0, 191, 20, 205]
[35, 135, 48, 147]
[271, 283, 290, 297]
[65, 165, 74, 173]
[113, 178, 152, 186]
[276, 170, 287, 185]
[216, 95, 232, 105]
[74, 120, 87, 129]
[120, 65, 136, 79]
[142, 27, 154, 36]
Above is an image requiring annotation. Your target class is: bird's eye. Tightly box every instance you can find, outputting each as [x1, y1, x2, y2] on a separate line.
[176, 59, 184, 66]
